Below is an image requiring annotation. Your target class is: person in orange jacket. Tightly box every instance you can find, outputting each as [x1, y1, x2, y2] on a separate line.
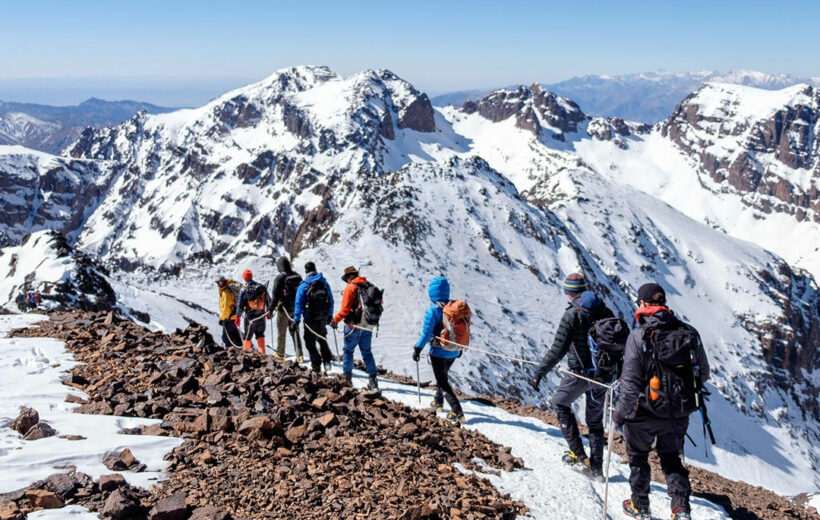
[234, 269, 270, 354]
[332, 266, 379, 389]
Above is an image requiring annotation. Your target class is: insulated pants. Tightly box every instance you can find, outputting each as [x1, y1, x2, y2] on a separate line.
[221, 319, 242, 348]
[550, 373, 606, 469]
[303, 317, 333, 370]
[342, 326, 377, 376]
[623, 411, 691, 513]
[276, 306, 303, 358]
[431, 355, 462, 415]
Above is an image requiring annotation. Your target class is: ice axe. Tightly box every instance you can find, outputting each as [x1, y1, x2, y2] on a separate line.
[415, 359, 421, 404]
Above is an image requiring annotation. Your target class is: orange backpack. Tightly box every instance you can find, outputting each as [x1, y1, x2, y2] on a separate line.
[440, 300, 471, 350]
[246, 284, 267, 311]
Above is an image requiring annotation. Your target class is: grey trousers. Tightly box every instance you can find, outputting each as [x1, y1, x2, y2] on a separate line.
[550, 373, 606, 468]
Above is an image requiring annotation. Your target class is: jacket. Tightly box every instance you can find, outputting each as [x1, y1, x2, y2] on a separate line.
[615, 306, 711, 421]
[236, 279, 268, 319]
[218, 279, 238, 321]
[294, 272, 334, 322]
[535, 291, 613, 379]
[333, 276, 368, 326]
[270, 257, 302, 311]
[414, 276, 459, 359]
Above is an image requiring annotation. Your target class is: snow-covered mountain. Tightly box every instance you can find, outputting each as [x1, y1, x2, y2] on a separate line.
[432, 70, 820, 123]
[0, 66, 818, 497]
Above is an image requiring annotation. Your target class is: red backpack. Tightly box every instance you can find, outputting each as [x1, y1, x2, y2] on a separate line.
[440, 300, 471, 350]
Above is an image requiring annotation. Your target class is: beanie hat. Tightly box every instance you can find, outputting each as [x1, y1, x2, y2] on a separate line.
[637, 282, 666, 304]
[563, 272, 587, 295]
[304, 261, 317, 274]
[216, 276, 227, 285]
[242, 269, 253, 282]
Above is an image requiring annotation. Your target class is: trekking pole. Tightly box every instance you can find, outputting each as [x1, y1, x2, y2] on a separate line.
[415, 360, 422, 404]
[332, 327, 340, 359]
[602, 383, 617, 520]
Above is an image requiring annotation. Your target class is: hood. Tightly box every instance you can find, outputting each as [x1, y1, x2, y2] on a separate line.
[635, 305, 676, 327]
[428, 276, 450, 303]
[304, 272, 324, 283]
[579, 291, 603, 310]
[276, 256, 292, 273]
[349, 276, 368, 285]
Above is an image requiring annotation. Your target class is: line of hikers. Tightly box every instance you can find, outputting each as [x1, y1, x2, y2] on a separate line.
[216, 262, 710, 520]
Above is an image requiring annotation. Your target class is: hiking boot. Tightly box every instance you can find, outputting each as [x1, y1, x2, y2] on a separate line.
[623, 499, 651, 519]
[671, 507, 691, 520]
[298, 355, 304, 364]
[561, 450, 588, 468]
[367, 375, 379, 390]
[588, 465, 604, 482]
[447, 411, 465, 426]
[342, 372, 352, 386]
[273, 354, 286, 361]
[323, 362, 332, 374]
[429, 400, 444, 413]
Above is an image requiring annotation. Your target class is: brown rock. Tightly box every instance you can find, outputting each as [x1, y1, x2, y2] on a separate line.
[101, 488, 142, 519]
[24, 489, 64, 509]
[10, 407, 39, 435]
[148, 490, 187, 520]
[189, 505, 231, 520]
[285, 424, 306, 444]
[317, 413, 337, 428]
[23, 422, 58, 440]
[99, 473, 127, 492]
[119, 448, 137, 468]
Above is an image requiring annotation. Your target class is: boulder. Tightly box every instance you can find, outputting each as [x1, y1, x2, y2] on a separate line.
[189, 505, 231, 520]
[101, 488, 142, 519]
[148, 490, 187, 520]
[99, 473, 127, 492]
[23, 422, 57, 440]
[24, 489, 63, 509]
[10, 407, 39, 435]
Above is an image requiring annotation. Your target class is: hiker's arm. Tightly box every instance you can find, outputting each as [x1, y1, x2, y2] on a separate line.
[615, 331, 644, 420]
[535, 309, 573, 378]
[324, 280, 334, 319]
[414, 307, 437, 350]
[270, 275, 283, 308]
[333, 285, 355, 324]
[293, 284, 306, 322]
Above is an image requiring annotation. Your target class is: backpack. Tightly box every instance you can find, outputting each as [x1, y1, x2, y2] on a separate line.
[644, 324, 701, 417]
[282, 273, 302, 309]
[227, 281, 242, 300]
[304, 280, 331, 318]
[353, 282, 384, 328]
[588, 318, 629, 380]
[246, 283, 268, 311]
[440, 300, 471, 350]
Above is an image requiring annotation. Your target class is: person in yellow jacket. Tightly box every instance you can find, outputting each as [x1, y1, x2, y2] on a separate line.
[217, 276, 242, 348]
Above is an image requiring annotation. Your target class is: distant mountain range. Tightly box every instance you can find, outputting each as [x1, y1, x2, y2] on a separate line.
[0, 97, 176, 153]
[432, 70, 820, 122]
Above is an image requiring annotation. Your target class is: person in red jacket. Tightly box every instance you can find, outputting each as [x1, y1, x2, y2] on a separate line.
[332, 266, 378, 389]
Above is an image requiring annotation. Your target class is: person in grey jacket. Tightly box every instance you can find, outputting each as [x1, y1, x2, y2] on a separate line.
[614, 282, 710, 520]
[530, 273, 613, 477]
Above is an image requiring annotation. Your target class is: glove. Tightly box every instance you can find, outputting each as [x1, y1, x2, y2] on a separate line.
[612, 409, 626, 429]
[330, 320, 338, 330]
[218, 319, 224, 326]
[326, 315, 333, 325]
[234, 315, 241, 327]
[265, 311, 271, 320]
[412, 348, 422, 362]
[456, 349, 463, 358]
[529, 375, 542, 392]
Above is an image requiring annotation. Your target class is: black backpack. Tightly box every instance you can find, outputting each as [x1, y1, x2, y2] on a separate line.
[282, 273, 302, 309]
[588, 318, 629, 380]
[644, 324, 700, 417]
[304, 280, 331, 318]
[354, 282, 384, 327]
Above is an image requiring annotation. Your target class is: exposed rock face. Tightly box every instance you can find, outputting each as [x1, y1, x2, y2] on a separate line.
[397, 93, 436, 132]
[661, 83, 820, 223]
[586, 117, 651, 148]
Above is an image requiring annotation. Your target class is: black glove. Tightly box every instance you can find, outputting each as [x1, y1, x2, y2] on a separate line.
[612, 409, 626, 429]
[529, 376, 542, 391]
[456, 349, 463, 358]
[330, 320, 338, 330]
[412, 348, 422, 362]
[289, 321, 299, 334]
[218, 319, 224, 326]
[326, 315, 333, 325]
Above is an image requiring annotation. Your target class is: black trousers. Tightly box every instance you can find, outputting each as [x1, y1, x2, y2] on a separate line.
[221, 319, 242, 347]
[303, 317, 333, 369]
[624, 410, 691, 512]
[550, 373, 606, 469]
[431, 356, 462, 415]
[243, 315, 266, 340]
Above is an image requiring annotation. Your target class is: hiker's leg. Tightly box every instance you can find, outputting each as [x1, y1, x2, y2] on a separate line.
[302, 319, 321, 370]
[224, 320, 241, 347]
[276, 308, 288, 357]
[242, 318, 252, 351]
[310, 320, 332, 363]
[624, 416, 657, 511]
[551, 374, 588, 458]
[342, 327, 358, 375]
[432, 356, 461, 415]
[657, 417, 691, 513]
[585, 384, 607, 469]
[357, 330, 377, 376]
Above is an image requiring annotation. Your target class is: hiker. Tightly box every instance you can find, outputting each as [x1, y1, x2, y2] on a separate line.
[293, 261, 334, 373]
[234, 269, 270, 354]
[26, 292, 36, 310]
[15, 293, 26, 312]
[614, 283, 710, 520]
[270, 256, 304, 362]
[412, 276, 466, 425]
[331, 266, 382, 390]
[529, 273, 614, 479]
[216, 276, 242, 348]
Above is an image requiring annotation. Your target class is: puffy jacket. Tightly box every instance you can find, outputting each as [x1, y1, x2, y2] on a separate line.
[615, 306, 710, 421]
[218, 279, 238, 321]
[236, 279, 268, 319]
[414, 276, 458, 359]
[333, 276, 368, 325]
[294, 272, 334, 322]
[271, 257, 302, 311]
[535, 291, 614, 378]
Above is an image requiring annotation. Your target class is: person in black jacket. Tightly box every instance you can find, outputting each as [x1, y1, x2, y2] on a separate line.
[530, 273, 613, 478]
[234, 269, 270, 354]
[613, 283, 709, 520]
[270, 256, 305, 362]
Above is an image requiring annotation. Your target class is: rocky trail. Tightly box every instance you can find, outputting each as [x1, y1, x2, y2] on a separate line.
[2, 311, 525, 519]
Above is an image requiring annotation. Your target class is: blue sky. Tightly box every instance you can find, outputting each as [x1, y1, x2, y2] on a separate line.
[1, 0, 818, 105]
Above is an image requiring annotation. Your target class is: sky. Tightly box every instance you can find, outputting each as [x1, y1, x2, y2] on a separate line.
[1, 0, 818, 106]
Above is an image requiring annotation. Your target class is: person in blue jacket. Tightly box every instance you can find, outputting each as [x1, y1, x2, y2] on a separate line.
[293, 262, 335, 373]
[413, 276, 464, 425]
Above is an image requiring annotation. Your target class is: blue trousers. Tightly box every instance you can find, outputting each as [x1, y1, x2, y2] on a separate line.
[342, 326, 377, 376]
